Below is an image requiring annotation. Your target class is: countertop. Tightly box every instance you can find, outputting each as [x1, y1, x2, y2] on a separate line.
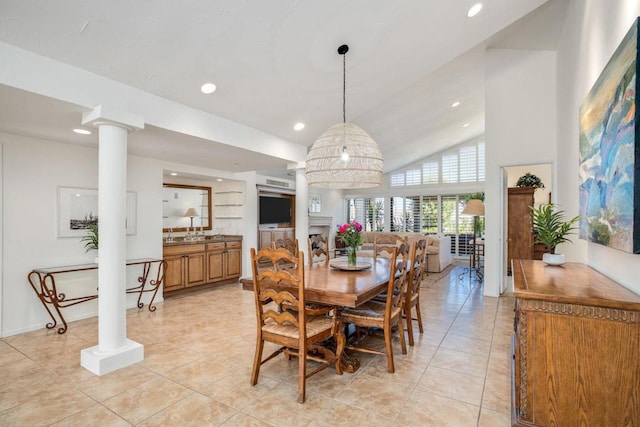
[163, 235, 242, 246]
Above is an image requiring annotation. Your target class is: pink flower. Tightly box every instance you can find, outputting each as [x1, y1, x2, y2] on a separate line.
[338, 223, 349, 234]
[353, 221, 362, 232]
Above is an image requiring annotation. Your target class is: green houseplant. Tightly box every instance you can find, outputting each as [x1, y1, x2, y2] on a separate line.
[81, 224, 99, 261]
[530, 203, 579, 265]
[516, 173, 545, 189]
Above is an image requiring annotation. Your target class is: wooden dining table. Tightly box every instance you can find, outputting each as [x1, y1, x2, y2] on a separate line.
[242, 255, 393, 372]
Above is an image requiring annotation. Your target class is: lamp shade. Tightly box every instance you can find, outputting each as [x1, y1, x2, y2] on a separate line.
[462, 199, 485, 217]
[184, 207, 199, 218]
[305, 122, 383, 189]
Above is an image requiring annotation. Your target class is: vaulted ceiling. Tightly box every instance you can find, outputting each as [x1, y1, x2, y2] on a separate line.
[0, 0, 567, 179]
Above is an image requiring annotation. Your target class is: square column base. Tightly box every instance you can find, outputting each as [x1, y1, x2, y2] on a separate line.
[81, 339, 144, 376]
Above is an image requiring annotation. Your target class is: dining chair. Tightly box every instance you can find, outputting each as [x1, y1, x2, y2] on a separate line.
[373, 234, 398, 260]
[250, 246, 342, 403]
[307, 235, 330, 266]
[403, 238, 427, 346]
[340, 243, 410, 373]
[271, 238, 299, 269]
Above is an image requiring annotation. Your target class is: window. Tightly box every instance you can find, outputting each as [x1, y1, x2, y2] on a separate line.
[421, 196, 438, 234]
[459, 145, 477, 182]
[387, 139, 484, 187]
[422, 161, 438, 184]
[405, 169, 421, 186]
[390, 173, 405, 187]
[441, 153, 458, 183]
[346, 197, 385, 231]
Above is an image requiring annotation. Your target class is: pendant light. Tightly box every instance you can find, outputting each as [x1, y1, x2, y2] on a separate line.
[305, 44, 383, 189]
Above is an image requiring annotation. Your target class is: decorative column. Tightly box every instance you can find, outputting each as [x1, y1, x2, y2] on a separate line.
[294, 163, 309, 252]
[80, 106, 144, 376]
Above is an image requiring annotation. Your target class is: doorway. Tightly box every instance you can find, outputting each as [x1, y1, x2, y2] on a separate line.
[501, 163, 552, 293]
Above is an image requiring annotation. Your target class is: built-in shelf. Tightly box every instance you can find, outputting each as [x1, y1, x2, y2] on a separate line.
[215, 216, 242, 219]
[214, 204, 243, 207]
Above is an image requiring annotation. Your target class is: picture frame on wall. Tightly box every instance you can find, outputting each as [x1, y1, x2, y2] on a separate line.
[57, 186, 137, 237]
[309, 194, 321, 213]
[579, 17, 640, 254]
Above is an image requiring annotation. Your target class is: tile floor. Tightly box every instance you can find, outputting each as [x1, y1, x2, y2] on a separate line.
[0, 263, 515, 426]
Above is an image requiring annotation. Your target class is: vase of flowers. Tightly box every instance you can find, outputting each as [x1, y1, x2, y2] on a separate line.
[337, 221, 364, 266]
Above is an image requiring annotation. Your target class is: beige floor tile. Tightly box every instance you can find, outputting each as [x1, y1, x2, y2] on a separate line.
[478, 407, 511, 427]
[308, 399, 395, 426]
[0, 264, 518, 426]
[430, 347, 488, 378]
[102, 376, 193, 424]
[334, 374, 410, 419]
[0, 384, 96, 426]
[395, 389, 480, 426]
[242, 382, 332, 425]
[139, 392, 237, 426]
[415, 365, 485, 406]
[440, 333, 492, 357]
[49, 404, 131, 427]
[220, 412, 273, 426]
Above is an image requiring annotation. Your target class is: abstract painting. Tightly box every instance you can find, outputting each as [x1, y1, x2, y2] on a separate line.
[579, 18, 640, 253]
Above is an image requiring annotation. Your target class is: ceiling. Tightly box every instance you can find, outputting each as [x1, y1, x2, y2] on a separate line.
[0, 0, 567, 180]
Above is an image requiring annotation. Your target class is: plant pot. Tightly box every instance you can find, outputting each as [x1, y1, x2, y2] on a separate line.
[542, 253, 565, 266]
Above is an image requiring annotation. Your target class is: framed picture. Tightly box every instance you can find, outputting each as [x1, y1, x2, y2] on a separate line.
[579, 18, 640, 254]
[309, 194, 321, 213]
[57, 187, 137, 237]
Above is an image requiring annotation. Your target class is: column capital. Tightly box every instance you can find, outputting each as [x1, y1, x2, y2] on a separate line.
[82, 105, 144, 132]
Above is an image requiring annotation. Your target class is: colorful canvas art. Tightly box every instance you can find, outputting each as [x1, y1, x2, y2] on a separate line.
[579, 18, 640, 254]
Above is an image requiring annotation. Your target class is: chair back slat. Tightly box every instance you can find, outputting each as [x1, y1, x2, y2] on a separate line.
[251, 247, 306, 330]
[308, 235, 330, 265]
[385, 242, 410, 317]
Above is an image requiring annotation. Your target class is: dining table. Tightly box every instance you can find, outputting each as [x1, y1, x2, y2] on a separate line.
[243, 255, 394, 372]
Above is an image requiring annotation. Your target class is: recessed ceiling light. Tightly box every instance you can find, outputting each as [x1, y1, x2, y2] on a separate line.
[216, 178, 223, 182]
[201, 82, 217, 94]
[451, 101, 461, 108]
[467, 3, 483, 18]
[294, 122, 305, 131]
[462, 122, 471, 127]
[73, 128, 91, 135]
[170, 172, 178, 176]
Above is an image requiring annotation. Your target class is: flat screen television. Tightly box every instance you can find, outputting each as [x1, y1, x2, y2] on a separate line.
[259, 196, 291, 224]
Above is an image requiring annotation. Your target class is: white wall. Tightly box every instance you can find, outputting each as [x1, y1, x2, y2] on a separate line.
[0, 131, 255, 336]
[484, 48, 557, 296]
[556, 0, 640, 292]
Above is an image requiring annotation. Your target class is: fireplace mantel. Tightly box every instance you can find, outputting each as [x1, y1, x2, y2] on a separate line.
[308, 216, 332, 227]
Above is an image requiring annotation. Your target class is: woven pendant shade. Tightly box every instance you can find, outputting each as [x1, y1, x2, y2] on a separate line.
[306, 122, 383, 188]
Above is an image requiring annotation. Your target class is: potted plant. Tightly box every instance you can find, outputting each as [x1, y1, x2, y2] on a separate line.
[530, 203, 579, 265]
[81, 224, 99, 262]
[516, 173, 545, 189]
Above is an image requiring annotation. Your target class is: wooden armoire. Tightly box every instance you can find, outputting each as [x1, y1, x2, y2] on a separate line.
[507, 187, 535, 274]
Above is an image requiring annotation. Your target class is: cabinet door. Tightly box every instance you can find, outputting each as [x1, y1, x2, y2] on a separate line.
[185, 252, 206, 287]
[163, 254, 186, 292]
[225, 248, 242, 278]
[259, 230, 273, 249]
[273, 229, 287, 241]
[207, 251, 225, 283]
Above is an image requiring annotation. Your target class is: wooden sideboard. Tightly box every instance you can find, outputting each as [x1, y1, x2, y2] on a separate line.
[512, 260, 640, 426]
[163, 237, 242, 295]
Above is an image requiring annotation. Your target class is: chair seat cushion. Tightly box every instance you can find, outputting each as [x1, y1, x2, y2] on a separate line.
[262, 315, 333, 339]
[341, 300, 401, 322]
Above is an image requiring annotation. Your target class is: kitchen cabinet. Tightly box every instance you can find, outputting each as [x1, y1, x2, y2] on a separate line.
[163, 238, 242, 295]
[259, 227, 295, 249]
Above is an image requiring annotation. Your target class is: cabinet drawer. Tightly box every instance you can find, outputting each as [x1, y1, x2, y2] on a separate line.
[206, 242, 225, 251]
[163, 244, 206, 256]
[226, 241, 242, 249]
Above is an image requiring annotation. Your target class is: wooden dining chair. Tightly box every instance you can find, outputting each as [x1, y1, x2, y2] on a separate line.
[340, 243, 410, 373]
[373, 234, 398, 261]
[271, 238, 299, 269]
[307, 235, 330, 266]
[403, 238, 427, 346]
[250, 246, 342, 403]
